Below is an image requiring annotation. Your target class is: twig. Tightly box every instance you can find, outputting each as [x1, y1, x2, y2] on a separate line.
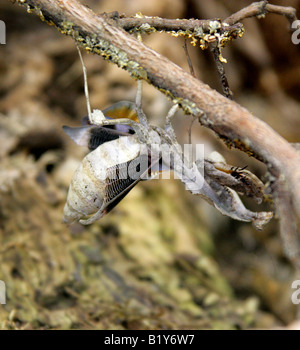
[210, 43, 233, 100]
[225, 0, 298, 28]
[107, 12, 245, 51]
[183, 39, 196, 78]
[113, 14, 242, 37]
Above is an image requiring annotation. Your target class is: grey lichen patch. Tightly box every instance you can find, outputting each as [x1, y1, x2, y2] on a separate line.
[61, 21, 74, 32]
[209, 20, 221, 33]
[159, 88, 205, 118]
[178, 99, 204, 117]
[68, 28, 148, 80]
[131, 23, 157, 35]
[220, 136, 258, 159]
[68, 27, 149, 80]
[173, 22, 244, 52]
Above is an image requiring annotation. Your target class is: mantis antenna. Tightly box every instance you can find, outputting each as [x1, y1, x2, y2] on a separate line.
[76, 44, 92, 122]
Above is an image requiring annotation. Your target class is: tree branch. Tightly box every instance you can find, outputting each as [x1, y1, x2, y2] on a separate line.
[12, 0, 300, 262]
[113, 13, 243, 46]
